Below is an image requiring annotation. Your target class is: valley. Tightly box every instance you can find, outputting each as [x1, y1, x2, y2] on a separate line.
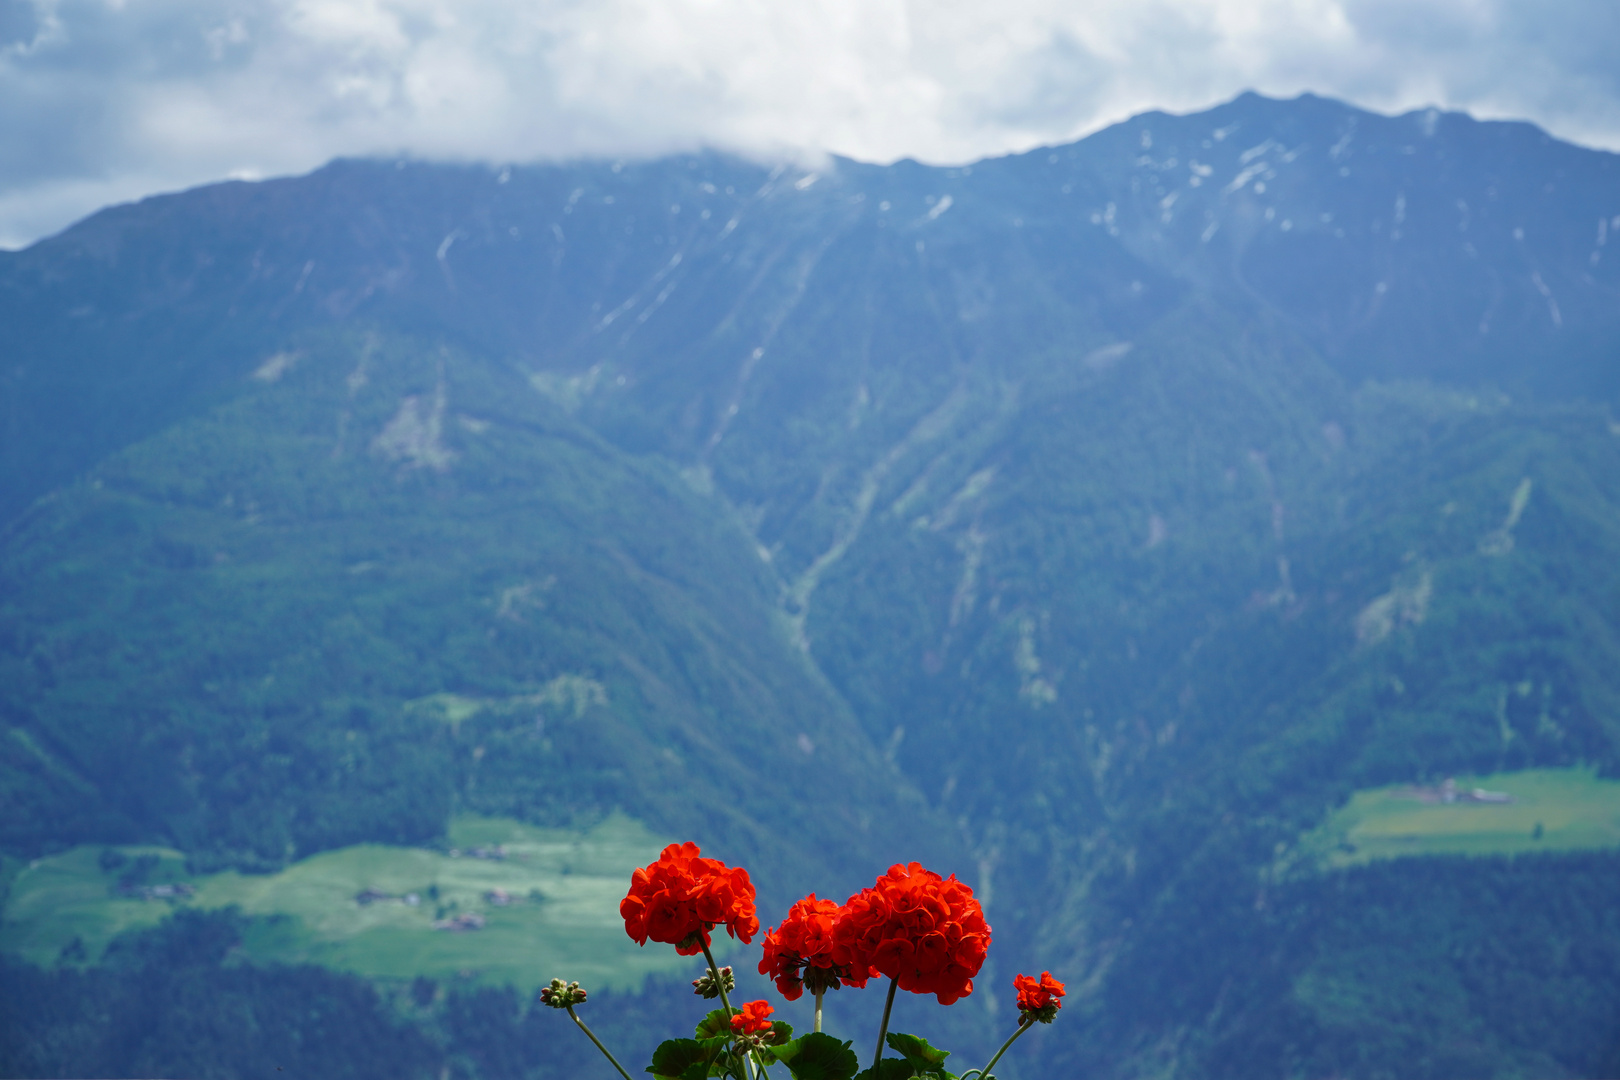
[1, 814, 703, 991]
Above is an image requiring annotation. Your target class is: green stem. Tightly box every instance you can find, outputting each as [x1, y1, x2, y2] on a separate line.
[698, 939, 768, 1080]
[969, 1016, 1033, 1080]
[699, 939, 734, 1013]
[565, 1005, 635, 1080]
[814, 988, 824, 1034]
[871, 977, 898, 1072]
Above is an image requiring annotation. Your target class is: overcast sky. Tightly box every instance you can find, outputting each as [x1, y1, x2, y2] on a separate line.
[2, 0, 1618, 248]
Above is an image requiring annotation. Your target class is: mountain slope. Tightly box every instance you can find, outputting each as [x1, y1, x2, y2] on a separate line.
[0, 327, 952, 897]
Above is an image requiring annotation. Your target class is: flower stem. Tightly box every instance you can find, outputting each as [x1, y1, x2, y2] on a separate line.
[871, 977, 898, 1072]
[969, 1016, 1033, 1080]
[565, 1005, 635, 1080]
[699, 939, 734, 1013]
[697, 940, 768, 1080]
[814, 988, 824, 1034]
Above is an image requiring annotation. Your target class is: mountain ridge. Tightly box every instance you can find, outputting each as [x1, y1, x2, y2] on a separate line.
[5, 91, 1618, 524]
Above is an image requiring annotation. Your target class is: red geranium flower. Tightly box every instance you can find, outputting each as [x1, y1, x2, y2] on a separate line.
[758, 894, 870, 1000]
[730, 1000, 774, 1036]
[830, 862, 990, 1005]
[1013, 971, 1065, 1022]
[620, 842, 759, 956]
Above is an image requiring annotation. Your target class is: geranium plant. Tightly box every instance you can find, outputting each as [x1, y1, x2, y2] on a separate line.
[541, 842, 1064, 1080]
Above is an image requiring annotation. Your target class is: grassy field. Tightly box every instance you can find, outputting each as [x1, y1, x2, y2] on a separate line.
[1292, 767, 1620, 871]
[0, 814, 730, 990]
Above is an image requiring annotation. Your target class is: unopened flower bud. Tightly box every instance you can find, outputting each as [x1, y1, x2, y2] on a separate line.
[692, 965, 736, 999]
[539, 978, 588, 1008]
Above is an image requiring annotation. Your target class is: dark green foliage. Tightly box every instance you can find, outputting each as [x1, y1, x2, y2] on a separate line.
[1048, 851, 1620, 1080]
[884, 1032, 952, 1076]
[436, 978, 742, 1080]
[0, 910, 766, 1080]
[693, 1008, 737, 1039]
[0, 910, 440, 1080]
[772, 1033, 860, 1080]
[852, 1061, 921, 1080]
[647, 1038, 714, 1080]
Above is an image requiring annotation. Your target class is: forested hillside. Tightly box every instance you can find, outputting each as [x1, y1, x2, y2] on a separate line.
[3, 91, 1619, 1079]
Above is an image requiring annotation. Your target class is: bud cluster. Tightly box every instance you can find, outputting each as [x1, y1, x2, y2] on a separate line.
[539, 978, 588, 1009]
[800, 962, 848, 996]
[1022, 1000, 1060, 1025]
[691, 965, 736, 999]
[731, 1030, 778, 1053]
[727, 1000, 783, 1052]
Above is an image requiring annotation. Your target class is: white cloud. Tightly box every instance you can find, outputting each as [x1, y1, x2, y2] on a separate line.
[2, 0, 1618, 248]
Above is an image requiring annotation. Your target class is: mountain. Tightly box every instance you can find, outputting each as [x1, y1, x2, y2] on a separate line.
[2, 91, 1619, 1079]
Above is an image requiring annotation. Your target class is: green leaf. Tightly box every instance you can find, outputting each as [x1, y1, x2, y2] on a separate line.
[765, 1020, 795, 1047]
[769, 1033, 859, 1080]
[695, 1008, 737, 1040]
[884, 1032, 951, 1075]
[647, 1038, 715, 1080]
[851, 1060, 920, 1080]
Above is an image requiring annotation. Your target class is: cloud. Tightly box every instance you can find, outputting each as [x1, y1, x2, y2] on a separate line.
[2, 0, 1618, 247]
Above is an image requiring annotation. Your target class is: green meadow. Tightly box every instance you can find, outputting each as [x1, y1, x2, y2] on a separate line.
[0, 813, 723, 990]
[1294, 767, 1620, 871]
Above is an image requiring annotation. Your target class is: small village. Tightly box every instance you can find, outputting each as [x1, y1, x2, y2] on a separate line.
[116, 881, 197, 902]
[1396, 778, 1515, 805]
[352, 881, 530, 931]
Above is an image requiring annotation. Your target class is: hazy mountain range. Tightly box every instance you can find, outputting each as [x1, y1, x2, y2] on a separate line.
[2, 91, 1619, 1079]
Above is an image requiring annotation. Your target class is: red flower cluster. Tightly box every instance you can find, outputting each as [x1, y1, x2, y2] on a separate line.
[758, 894, 870, 1000]
[1013, 971, 1065, 1021]
[730, 1000, 775, 1035]
[831, 862, 990, 1005]
[620, 843, 759, 956]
